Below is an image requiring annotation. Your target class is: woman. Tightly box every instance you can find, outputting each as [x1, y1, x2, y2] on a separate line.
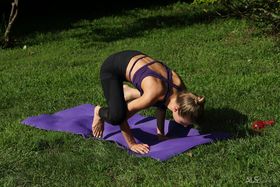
[92, 50, 205, 154]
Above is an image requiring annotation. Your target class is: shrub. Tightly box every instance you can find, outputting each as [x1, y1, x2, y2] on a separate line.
[193, 0, 280, 34]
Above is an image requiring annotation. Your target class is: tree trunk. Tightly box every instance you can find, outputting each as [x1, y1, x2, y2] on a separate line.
[2, 0, 19, 48]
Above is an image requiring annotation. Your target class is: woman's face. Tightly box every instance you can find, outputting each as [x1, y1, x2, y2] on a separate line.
[172, 109, 192, 127]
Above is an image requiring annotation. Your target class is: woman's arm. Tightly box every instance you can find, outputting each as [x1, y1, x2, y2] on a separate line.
[156, 107, 166, 135]
[120, 80, 164, 153]
[156, 108, 170, 140]
[120, 92, 158, 144]
[125, 78, 164, 118]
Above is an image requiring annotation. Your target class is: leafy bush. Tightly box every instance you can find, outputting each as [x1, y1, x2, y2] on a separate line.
[192, 0, 219, 4]
[193, 0, 280, 34]
[221, 0, 280, 34]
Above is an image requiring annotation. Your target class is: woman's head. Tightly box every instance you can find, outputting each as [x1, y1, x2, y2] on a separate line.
[172, 91, 205, 126]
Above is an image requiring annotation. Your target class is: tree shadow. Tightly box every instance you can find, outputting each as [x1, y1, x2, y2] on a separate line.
[14, 1, 187, 37]
[71, 10, 220, 48]
[12, 0, 221, 47]
[197, 107, 258, 139]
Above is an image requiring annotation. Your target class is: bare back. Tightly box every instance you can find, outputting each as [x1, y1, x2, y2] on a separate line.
[125, 54, 186, 93]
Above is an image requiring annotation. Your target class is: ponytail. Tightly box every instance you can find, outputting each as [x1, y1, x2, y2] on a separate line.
[195, 96, 205, 105]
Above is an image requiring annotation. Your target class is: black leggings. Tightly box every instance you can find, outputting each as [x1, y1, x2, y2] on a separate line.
[98, 50, 143, 125]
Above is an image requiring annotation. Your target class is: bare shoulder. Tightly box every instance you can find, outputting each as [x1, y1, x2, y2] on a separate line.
[141, 76, 165, 98]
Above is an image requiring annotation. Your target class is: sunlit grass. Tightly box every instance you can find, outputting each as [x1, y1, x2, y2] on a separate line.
[0, 2, 279, 186]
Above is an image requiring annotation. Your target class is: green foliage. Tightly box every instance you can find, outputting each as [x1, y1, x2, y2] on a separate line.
[193, 0, 219, 4]
[194, 0, 280, 34]
[221, 0, 280, 33]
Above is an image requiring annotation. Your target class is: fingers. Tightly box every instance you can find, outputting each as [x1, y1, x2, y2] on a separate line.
[136, 147, 148, 154]
[142, 144, 149, 149]
[140, 145, 150, 154]
[131, 144, 150, 154]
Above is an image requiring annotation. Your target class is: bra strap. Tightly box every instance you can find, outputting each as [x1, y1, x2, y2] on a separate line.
[165, 66, 182, 91]
[160, 66, 172, 103]
[162, 67, 182, 103]
[129, 55, 147, 80]
[141, 60, 158, 68]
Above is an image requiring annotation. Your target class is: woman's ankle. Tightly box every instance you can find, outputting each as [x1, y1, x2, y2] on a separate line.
[94, 106, 102, 119]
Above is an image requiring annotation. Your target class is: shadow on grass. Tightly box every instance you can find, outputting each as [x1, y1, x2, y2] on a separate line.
[197, 107, 259, 139]
[132, 107, 256, 143]
[72, 10, 220, 48]
[13, 0, 222, 47]
[14, 1, 186, 39]
[31, 137, 65, 151]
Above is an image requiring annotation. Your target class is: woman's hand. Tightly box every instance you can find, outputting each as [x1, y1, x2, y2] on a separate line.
[129, 143, 150, 154]
[120, 120, 150, 154]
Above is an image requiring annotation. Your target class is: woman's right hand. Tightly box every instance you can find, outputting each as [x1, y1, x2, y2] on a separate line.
[129, 143, 150, 154]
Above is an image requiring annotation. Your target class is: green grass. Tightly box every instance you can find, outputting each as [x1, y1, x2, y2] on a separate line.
[1, 2, 280, 186]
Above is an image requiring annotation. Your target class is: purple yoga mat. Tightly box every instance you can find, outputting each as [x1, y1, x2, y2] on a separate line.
[21, 104, 231, 161]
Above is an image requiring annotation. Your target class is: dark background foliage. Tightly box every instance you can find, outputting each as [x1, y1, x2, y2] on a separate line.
[195, 0, 280, 34]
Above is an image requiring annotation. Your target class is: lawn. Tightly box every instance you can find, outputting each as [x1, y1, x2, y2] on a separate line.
[0, 2, 279, 186]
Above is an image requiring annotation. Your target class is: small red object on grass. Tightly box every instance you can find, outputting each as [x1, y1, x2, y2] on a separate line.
[251, 120, 275, 130]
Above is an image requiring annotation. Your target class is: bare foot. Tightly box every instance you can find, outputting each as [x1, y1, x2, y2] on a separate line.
[123, 84, 132, 102]
[123, 84, 140, 102]
[92, 106, 104, 138]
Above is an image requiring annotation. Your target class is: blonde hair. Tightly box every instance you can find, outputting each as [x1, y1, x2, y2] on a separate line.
[176, 91, 205, 121]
